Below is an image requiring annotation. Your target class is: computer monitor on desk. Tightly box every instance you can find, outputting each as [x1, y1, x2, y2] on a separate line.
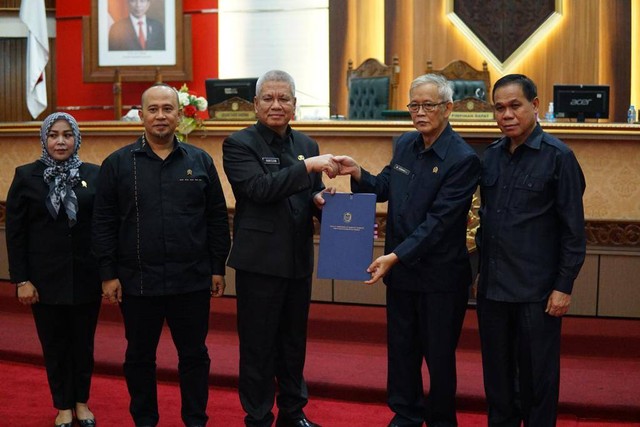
[205, 78, 258, 105]
[205, 78, 258, 120]
[553, 84, 609, 122]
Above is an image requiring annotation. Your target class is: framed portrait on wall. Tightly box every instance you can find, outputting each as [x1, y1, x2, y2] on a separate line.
[99, 0, 176, 66]
[83, 0, 192, 82]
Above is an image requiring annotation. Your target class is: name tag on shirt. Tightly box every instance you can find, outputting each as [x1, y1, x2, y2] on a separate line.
[393, 164, 410, 175]
[262, 157, 280, 165]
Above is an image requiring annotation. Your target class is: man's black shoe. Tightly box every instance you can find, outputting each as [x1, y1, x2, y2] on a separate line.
[275, 412, 321, 427]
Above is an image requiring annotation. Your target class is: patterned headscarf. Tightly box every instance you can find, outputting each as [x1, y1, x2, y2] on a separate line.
[39, 112, 83, 227]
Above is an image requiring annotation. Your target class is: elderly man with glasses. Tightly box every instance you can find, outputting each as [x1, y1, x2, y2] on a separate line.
[334, 73, 480, 427]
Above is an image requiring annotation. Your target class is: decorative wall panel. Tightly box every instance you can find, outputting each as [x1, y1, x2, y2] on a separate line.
[447, 0, 561, 70]
[453, 0, 555, 62]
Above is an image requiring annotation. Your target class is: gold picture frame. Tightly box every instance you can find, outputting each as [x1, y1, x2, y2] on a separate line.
[83, 0, 192, 82]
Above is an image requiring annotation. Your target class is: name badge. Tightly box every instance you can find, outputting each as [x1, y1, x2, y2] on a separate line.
[393, 164, 410, 175]
[262, 157, 280, 165]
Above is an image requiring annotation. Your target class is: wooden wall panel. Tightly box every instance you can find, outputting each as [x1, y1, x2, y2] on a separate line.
[353, 0, 385, 60]
[0, 38, 57, 122]
[568, 254, 598, 316]
[514, 2, 597, 114]
[598, 254, 640, 318]
[330, 0, 387, 116]
[0, 40, 22, 122]
[390, 0, 491, 114]
[403, 1, 609, 118]
[385, 0, 414, 107]
[329, 0, 349, 117]
[598, 0, 631, 123]
[330, 0, 631, 122]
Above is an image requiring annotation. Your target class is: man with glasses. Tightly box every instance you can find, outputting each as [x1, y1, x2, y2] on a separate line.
[223, 70, 336, 427]
[334, 74, 480, 427]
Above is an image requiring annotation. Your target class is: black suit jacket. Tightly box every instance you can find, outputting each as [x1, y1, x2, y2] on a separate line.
[5, 161, 102, 304]
[108, 16, 165, 51]
[223, 123, 324, 279]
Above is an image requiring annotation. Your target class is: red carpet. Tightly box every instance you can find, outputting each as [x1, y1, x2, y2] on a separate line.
[1, 281, 639, 425]
[0, 360, 638, 427]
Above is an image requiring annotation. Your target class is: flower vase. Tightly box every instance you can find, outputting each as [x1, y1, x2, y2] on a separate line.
[177, 117, 198, 142]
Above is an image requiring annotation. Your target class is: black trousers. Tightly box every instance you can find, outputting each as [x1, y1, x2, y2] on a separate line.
[476, 295, 562, 427]
[120, 289, 211, 427]
[32, 300, 101, 410]
[386, 287, 468, 427]
[235, 270, 312, 427]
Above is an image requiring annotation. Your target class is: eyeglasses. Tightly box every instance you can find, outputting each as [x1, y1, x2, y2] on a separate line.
[259, 96, 294, 107]
[406, 101, 447, 113]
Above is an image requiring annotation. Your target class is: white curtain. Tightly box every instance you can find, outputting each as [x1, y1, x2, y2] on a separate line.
[218, 0, 330, 119]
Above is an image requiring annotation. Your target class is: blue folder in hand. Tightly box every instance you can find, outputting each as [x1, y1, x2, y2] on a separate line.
[317, 192, 377, 281]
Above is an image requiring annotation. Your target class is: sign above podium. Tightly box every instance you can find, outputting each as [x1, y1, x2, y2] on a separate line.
[208, 96, 256, 120]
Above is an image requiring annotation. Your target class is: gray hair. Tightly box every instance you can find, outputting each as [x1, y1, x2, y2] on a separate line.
[256, 70, 296, 97]
[409, 74, 453, 102]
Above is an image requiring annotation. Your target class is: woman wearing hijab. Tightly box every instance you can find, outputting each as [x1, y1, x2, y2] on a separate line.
[6, 112, 101, 427]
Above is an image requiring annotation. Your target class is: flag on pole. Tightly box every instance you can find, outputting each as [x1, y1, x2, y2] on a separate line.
[20, 0, 49, 119]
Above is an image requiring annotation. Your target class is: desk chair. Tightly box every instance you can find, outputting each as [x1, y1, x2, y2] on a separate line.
[426, 60, 493, 113]
[347, 56, 400, 120]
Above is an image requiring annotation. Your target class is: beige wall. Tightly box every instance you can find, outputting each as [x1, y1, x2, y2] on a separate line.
[572, 140, 640, 219]
[2, 121, 640, 317]
[2, 121, 640, 220]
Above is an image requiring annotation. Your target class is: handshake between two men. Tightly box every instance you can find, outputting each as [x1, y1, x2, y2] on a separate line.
[303, 153, 361, 181]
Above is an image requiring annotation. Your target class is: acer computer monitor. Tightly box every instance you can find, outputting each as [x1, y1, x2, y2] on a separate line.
[553, 84, 609, 122]
[205, 77, 258, 106]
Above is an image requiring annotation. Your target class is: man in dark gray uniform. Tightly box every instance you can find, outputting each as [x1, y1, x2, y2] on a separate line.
[223, 70, 336, 427]
[476, 74, 586, 427]
[335, 73, 480, 427]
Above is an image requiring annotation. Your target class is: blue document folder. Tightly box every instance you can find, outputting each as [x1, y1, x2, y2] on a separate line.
[317, 192, 376, 281]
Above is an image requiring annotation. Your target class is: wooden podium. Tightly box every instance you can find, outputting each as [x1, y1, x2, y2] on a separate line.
[208, 97, 256, 120]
